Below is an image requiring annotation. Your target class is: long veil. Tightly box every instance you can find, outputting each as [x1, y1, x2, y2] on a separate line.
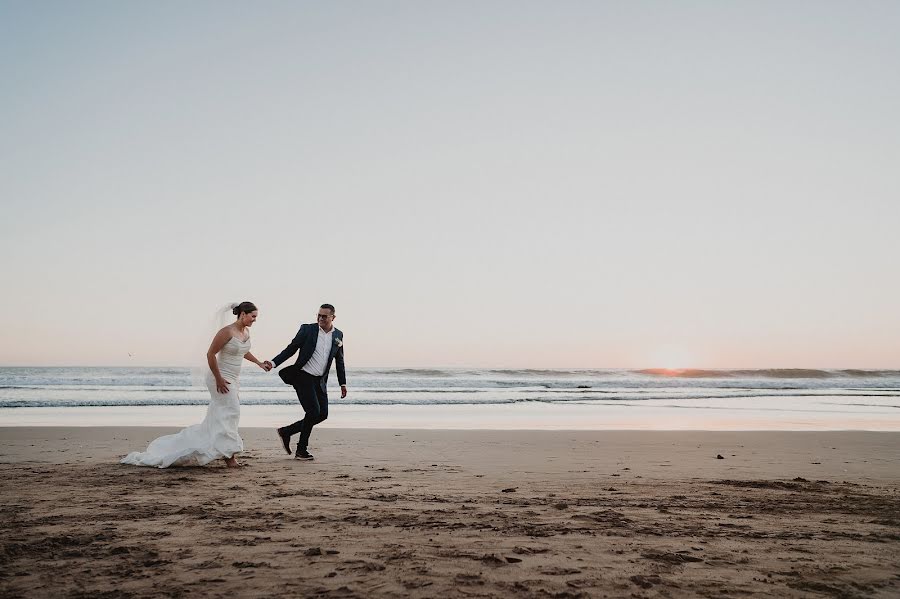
[190, 303, 238, 387]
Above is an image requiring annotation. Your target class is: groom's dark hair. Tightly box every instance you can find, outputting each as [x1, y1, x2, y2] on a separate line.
[320, 303, 335, 315]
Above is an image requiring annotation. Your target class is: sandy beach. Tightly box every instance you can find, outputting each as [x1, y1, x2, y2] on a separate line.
[1, 427, 899, 598]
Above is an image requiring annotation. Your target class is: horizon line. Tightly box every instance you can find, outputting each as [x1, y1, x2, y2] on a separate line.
[0, 365, 897, 371]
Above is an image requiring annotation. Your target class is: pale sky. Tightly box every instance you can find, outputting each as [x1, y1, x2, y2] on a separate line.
[2, 1, 898, 368]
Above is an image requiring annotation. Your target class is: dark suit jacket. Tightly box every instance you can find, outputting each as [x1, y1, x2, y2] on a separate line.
[273, 324, 346, 391]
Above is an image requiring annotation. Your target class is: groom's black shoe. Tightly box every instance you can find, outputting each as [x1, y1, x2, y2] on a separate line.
[294, 449, 314, 461]
[276, 428, 291, 455]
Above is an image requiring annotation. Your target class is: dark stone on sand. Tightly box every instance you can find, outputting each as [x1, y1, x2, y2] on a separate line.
[480, 554, 508, 566]
[304, 547, 323, 556]
[232, 561, 266, 568]
[630, 574, 662, 588]
[642, 551, 703, 564]
[505, 556, 522, 563]
[716, 454, 725, 459]
[553, 503, 569, 510]
[540, 567, 582, 575]
[501, 487, 517, 493]
[513, 546, 549, 555]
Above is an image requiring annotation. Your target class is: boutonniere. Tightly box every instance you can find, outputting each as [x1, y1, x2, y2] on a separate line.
[335, 338, 343, 347]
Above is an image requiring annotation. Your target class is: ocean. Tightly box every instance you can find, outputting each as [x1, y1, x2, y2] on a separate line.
[1, 367, 898, 430]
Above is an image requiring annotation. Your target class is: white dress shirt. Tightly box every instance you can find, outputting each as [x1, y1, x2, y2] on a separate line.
[302, 326, 333, 376]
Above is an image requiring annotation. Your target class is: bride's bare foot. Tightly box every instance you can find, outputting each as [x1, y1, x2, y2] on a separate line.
[224, 456, 241, 468]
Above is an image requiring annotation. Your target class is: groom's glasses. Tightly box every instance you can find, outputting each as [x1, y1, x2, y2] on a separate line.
[317, 314, 333, 320]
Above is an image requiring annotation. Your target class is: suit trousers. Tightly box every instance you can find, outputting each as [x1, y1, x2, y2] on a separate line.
[282, 371, 328, 451]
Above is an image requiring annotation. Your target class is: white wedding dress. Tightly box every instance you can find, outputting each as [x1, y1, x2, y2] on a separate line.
[122, 336, 249, 468]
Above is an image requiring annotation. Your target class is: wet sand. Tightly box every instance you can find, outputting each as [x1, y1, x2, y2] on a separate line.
[1, 427, 899, 598]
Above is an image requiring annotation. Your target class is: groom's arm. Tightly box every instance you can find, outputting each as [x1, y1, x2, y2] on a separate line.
[271, 325, 307, 367]
[335, 339, 346, 387]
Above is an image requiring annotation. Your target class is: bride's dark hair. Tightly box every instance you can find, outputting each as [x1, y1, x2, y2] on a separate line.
[232, 301, 257, 316]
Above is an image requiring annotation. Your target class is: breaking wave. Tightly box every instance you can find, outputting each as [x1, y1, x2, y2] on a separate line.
[637, 369, 900, 379]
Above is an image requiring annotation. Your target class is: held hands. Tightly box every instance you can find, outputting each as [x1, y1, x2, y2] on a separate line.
[261, 360, 274, 372]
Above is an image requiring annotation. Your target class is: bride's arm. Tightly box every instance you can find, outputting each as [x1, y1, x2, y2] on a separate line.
[207, 329, 232, 393]
[243, 351, 267, 369]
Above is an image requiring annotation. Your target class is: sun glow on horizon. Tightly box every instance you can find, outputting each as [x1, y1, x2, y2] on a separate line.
[648, 347, 694, 372]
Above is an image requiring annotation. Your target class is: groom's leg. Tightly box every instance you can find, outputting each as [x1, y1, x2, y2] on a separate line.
[316, 387, 328, 425]
[312, 384, 329, 426]
[283, 374, 320, 438]
[296, 373, 324, 450]
[299, 383, 329, 450]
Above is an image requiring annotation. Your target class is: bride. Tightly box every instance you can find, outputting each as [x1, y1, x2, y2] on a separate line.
[122, 301, 269, 468]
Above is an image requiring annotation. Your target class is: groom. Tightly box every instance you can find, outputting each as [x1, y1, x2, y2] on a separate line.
[266, 304, 347, 460]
